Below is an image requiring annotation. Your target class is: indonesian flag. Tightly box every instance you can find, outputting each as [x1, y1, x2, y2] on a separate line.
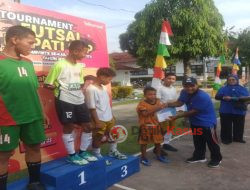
[232, 48, 240, 75]
[153, 20, 173, 79]
[213, 55, 225, 91]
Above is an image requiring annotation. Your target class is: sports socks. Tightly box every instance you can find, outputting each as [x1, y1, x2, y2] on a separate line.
[26, 161, 41, 184]
[62, 133, 75, 155]
[0, 173, 8, 190]
[109, 142, 117, 152]
[79, 132, 92, 153]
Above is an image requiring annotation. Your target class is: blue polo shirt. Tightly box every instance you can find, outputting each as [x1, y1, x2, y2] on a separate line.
[216, 84, 249, 115]
[178, 89, 216, 128]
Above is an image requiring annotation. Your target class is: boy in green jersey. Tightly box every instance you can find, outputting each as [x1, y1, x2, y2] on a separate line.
[44, 40, 97, 166]
[0, 26, 46, 190]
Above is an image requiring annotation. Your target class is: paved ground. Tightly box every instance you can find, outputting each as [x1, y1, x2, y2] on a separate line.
[110, 103, 250, 190]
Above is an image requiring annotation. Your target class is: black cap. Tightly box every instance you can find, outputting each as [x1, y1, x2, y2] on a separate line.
[182, 77, 197, 86]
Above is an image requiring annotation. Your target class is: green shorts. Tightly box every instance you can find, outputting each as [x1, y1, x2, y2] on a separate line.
[0, 119, 46, 151]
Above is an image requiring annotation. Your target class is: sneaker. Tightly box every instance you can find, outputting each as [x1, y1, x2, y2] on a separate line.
[207, 160, 221, 168]
[66, 154, 89, 165]
[153, 147, 168, 156]
[221, 141, 232, 145]
[92, 153, 112, 166]
[27, 182, 46, 190]
[105, 160, 112, 166]
[109, 150, 127, 160]
[141, 158, 151, 166]
[163, 144, 178, 152]
[157, 155, 170, 163]
[186, 157, 207, 163]
[79, 151, 98, 162]
[233, 139, 246, 143]
[92, 152, 103, 159]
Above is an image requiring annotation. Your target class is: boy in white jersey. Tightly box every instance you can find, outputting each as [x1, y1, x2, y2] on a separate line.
[85, 68, 127, 161]
[157, 73, 178, 152]
[44, 40, 97, 165]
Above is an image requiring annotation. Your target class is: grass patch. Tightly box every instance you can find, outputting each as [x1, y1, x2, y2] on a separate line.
[101, 118, 186, 155]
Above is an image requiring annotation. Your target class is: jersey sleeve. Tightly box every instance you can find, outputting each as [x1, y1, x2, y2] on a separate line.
[44, 62, 62, 85]
[30, 63, 39, 89]
[79, 66, 84, 84]
[85, 87, 96, 109]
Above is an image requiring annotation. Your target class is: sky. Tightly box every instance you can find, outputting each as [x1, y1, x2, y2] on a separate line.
[20, 0, 250, 53]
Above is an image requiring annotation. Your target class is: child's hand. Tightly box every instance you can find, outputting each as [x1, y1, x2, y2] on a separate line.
[160, 103, 168, 109]
[169, 116, 178, 121]
[95, 121, 103, 129]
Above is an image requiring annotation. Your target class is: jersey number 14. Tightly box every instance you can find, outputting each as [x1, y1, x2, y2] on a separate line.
[18, 67, 28, 77]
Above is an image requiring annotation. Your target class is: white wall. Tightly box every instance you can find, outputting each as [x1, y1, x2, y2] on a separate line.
[113, 70, 131, 86]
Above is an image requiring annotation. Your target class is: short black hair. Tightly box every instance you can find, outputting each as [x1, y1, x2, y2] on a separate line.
[165, 72, 176, 78]
[5, 25, 35, 42]
[84, 75, 96, 82]
[96, 67, 116, 77]
[69, 40, 88, 52]
[143, 86, 156, 95]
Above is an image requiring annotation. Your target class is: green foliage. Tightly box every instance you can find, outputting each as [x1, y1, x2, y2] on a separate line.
[119, 0, 225, 72]
[111, 86, 119, 99]
[116, 86, 133, 99]
[112, 86, 133, 99]
[234, 29, 250, 66]
[109, 55, 116, 70]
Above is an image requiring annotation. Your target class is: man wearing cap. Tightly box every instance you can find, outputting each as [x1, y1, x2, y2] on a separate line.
[167, 77, 222, 168]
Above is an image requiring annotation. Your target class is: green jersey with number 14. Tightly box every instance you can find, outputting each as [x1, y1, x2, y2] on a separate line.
[0, 55, 43, 126]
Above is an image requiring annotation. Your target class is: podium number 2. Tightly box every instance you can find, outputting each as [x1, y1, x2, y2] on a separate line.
[78, 171, 86, 185]
[121, 165, 128, 177]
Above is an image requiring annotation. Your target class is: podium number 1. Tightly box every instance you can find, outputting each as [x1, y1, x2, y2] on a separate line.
[78, 171, 86, 185]
[121, 165, 128, 177]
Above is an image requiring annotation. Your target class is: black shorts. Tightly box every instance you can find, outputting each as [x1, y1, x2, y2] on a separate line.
[55, 98, 91, 124]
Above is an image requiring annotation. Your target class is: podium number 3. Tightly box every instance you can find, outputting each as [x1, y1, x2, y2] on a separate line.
[78, 171, 86, 185]
[121, 165, 128, 177]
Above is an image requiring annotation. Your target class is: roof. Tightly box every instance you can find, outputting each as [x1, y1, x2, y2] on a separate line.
[110, 52, 141, 70]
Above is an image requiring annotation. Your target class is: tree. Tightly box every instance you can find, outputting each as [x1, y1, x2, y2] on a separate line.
[235, 29, 250, 66]
[119, 0, 225, 75]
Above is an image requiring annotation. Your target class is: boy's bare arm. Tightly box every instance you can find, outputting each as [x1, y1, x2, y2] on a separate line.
[89, 109, 102, 128]
[140, 103, 168, 117]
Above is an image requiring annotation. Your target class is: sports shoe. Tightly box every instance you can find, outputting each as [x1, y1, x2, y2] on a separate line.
[163, 144, 178, 152]
[66, 154, 89, 165]
[27, 182, 46, 190]
[186, 157, 207, 163]
[141, 158, 151, 166]
[153, 147, 168, 156]
[207, 160, 221, 168]
[157, 155, 170, 163]
[79, 151, 98, 162]
[233, 139, 246, 143]
[109, 150, 127, 160]
[92, 153, 112, 166]
[105, 160, 112, 166]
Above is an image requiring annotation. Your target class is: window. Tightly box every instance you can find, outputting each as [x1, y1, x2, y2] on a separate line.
[191, 65, 203, 75]
[165, 65, 176, 73]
